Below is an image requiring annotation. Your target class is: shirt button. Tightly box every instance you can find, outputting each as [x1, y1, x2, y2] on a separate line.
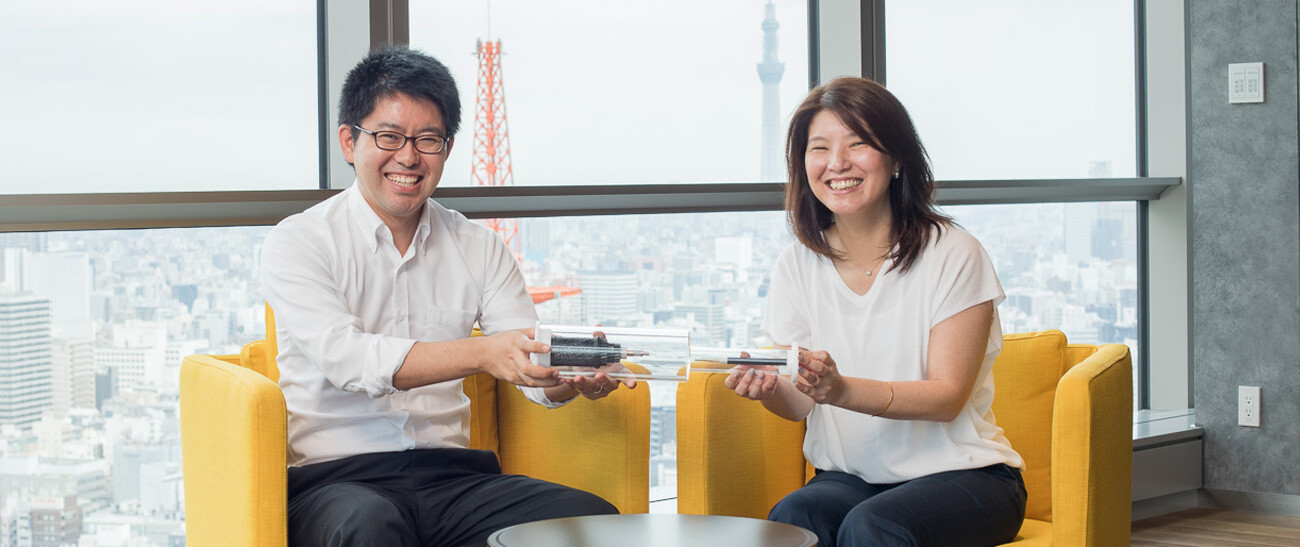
[397, 316, 406, 324]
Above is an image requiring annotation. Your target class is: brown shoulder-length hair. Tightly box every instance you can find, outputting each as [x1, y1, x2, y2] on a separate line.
[784, 77, 951, 275]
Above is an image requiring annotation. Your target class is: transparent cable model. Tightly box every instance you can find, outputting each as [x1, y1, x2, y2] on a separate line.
[689, 346, 801, 381]
[532, 323, 693, 382]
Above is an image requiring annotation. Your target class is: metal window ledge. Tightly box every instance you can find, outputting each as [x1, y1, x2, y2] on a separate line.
[0, 177, 1180, 232]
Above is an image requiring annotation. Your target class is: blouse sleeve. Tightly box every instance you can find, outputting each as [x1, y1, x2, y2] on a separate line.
[762, 245, 815, 348]
[929, 229, 1005, 329]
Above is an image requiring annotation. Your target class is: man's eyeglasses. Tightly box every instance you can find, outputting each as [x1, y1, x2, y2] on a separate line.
[354, 125, 448, 154]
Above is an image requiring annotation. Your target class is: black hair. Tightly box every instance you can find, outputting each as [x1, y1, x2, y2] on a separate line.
[785, 77, 951, 274]
[338, 46, 461, 141]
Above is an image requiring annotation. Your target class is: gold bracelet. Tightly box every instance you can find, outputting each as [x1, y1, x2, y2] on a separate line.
[873, 381, 894, 417]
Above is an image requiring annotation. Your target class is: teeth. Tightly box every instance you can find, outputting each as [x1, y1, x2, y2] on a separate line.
[387, 174, 419, 186]
[829, 179, 863, 190]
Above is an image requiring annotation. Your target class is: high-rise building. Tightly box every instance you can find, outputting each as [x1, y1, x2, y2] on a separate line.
[0, 293, 53, 428]
[29, 494, 80, 547]
[1091, 217, 1124, 261]
[713, 236, 754, 270]
[0, 234, 49, 291]
[579, 271, 638, 325]
[0, 233, 48, 254]
[95, 321, 168, 392]
[675, 303, 727, 346]
[757, 1, 786, 182]
[0, 458, 113, 516]
[49, 339, 95, 417]
[648, 405, 676, 489]
[1063, 204, 1093, 266]
[94, 346, 166, 393]
[19, 252, 94, 340]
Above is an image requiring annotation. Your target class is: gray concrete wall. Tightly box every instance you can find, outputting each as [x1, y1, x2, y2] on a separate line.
[1188, 0, 1300, 495]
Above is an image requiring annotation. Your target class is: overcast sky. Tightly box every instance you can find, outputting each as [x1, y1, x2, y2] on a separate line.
[0, 0, 1132, 195]
[410, 0, 812, 187]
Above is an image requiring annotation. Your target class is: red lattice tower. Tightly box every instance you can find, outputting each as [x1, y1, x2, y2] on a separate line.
[471, 39, 521, 260]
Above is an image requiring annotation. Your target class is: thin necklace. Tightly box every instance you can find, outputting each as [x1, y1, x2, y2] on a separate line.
[834, 226, 889, 276]
[843, 252, 887, 277]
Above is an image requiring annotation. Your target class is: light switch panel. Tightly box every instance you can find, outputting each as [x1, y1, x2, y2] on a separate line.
[1228, 62, 1265, 104]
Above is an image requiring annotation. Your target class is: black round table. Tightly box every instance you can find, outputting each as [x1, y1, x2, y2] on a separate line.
[487, 513, 818, 547]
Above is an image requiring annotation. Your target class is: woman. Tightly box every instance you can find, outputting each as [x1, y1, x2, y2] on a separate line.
[725, 77, 1026, 547]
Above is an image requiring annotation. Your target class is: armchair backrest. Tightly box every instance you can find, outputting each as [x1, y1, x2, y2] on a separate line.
[990, 329, 1134, 546]
[675, 368, 808, 518]
[253, 303, 280, 382]
[990, 329, 1070, 522]
[495, 376, 650, 514]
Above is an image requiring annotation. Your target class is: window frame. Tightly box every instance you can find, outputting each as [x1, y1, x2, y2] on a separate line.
[0, 0, 1184, 408]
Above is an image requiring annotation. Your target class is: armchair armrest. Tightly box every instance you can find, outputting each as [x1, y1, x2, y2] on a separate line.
[1050, 343, 1132, 546]
[180, 354, 288, 546]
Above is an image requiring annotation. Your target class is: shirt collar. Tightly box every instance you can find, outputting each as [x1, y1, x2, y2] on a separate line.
[345, 183, 434, 256]
[413, 207, 432, 256]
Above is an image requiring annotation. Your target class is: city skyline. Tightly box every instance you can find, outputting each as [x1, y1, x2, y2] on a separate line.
[0, 200, 1138, 542]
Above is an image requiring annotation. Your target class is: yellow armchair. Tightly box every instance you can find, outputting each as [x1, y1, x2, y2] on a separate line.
[676, 330, 1132, 546]
[180, 307, 650, 546]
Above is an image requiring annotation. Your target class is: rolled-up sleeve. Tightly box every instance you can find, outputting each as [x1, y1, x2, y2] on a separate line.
[261, 219, 412, 398]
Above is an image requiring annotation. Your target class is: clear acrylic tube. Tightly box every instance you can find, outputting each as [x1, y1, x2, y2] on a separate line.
[689, 346, 800, 381]
[532, 323, 692, 382]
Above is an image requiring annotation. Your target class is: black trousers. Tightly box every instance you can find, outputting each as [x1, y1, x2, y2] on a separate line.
[287, 448, 618, 547]
[768, 464, 1027, 547]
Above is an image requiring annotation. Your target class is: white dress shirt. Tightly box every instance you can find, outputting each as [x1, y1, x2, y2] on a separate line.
[762, 225, 1023, 483]
[261, 185, 558, 467]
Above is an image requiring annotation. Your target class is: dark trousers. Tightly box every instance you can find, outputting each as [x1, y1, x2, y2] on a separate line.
[768, 464, 1027, 547]
[287, 448, 618, 547]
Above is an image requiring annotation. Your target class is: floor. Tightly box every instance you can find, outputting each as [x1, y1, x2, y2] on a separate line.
[1131, 507, 1300, 546]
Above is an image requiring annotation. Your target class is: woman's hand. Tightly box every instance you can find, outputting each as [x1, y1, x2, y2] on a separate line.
[794, 350, 846, 405]
[725, 365, 781, 400]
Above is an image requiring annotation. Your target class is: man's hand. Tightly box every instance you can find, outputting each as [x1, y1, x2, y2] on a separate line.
[560, 363, 637, 400]
[478, 330, 560, 387]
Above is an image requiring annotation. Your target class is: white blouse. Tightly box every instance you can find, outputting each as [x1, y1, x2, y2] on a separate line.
[762, 225, 1023, 483]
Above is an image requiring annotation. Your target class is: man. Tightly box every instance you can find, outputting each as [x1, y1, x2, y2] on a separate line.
[260, 46, 629, 546]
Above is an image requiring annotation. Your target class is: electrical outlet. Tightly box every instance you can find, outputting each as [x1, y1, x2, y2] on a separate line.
[1238, 386, 1261, 427]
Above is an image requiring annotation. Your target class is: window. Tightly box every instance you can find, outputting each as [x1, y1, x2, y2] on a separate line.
[0, 227, 270, 543]
[0, 0, 1182, 536]
[948, 202, 1141, 401]
[0, 0, 319, 195]
[883, 0, 1145, 402]
[409, 0, 810, 186]
[886, 0, 1137, 180]
[519, 210, 790, 504]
